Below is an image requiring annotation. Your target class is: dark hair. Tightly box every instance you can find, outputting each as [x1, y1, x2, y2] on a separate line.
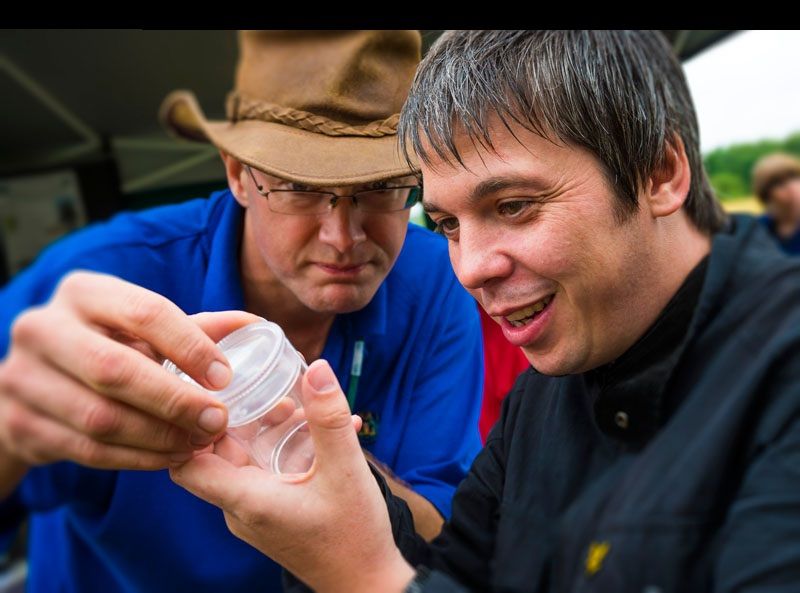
[399, 30, 727, 233]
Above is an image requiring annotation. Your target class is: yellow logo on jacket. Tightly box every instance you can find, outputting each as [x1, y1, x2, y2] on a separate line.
[585, 541, 611, 576]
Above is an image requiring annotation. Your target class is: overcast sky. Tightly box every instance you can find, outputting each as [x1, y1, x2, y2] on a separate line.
[683, 30, 800, 154]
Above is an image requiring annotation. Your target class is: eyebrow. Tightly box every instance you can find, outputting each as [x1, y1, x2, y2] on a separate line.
[422, 175, 552, 214]
[263, 171, 418, 192]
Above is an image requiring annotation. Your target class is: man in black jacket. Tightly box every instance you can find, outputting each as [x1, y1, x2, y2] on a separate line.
[170, 31, 800, 592]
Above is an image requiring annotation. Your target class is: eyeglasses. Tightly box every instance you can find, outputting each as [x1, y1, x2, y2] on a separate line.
[245, 165, 422, 215]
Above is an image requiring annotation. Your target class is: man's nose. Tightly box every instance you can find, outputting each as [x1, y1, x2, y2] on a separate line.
[453, 224, 513, 291]
[318, 199, 367, 253]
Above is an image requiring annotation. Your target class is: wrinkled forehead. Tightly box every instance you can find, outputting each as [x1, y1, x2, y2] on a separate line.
[417, 118, 592, 209]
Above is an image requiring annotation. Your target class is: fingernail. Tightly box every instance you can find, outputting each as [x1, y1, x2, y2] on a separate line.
[307, 360, 337, 392]
[197, 406, 226, 434]
[206, 360, 232, 389]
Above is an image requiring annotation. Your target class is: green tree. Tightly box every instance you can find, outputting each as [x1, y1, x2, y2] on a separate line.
[709, 172, 747, 200]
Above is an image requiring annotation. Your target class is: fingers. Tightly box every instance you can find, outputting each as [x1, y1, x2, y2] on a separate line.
[302, 360, 365, 470]
[213, 435, 252, 467]
[49, 271, 233, 390]
[0, 353, 193, 453]
[0, 397, 174, 470]
[2, 273, 270, 471]
[12, 314, 228, 439]
[170, 452, 267, 509]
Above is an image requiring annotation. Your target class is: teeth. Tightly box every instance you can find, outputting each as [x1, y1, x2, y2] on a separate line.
[507, 305, 537, 322]
[505, 296, 552, 324]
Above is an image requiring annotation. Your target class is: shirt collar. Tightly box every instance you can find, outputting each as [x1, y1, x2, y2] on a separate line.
[201, 190, 246, 312]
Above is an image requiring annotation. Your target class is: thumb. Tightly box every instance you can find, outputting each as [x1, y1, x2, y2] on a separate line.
[303, 359, 363, 469]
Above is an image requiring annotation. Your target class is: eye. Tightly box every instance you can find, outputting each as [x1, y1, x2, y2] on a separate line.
[366, 180, 390, 190]
[497, 199, 534, 217]
[288, 182, 315, 192]
[433, 217, 460, 238]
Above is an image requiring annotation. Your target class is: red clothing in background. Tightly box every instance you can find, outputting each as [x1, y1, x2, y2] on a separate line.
[478, 306, 530, 441]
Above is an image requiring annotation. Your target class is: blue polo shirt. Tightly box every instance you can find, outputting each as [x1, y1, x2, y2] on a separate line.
[0, 189, 483, 592]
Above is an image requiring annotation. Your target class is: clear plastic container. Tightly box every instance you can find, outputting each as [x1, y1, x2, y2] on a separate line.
[163, 319, 314, 474]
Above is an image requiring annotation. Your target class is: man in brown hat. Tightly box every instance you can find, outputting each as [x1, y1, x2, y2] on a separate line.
[752, 152, 800, 254]
[0, 31, 483, 592]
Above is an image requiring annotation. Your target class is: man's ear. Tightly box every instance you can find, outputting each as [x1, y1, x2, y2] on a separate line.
[644, 134, 692, 219]
[219, 151, 249, 208]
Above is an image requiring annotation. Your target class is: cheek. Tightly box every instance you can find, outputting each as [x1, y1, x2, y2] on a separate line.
[364, 216, 409, 261]
[543, 197, 636, 278]
[511, 221, 588, 281]
[254, 218, 318, 269]
[514, 214, 636, 316]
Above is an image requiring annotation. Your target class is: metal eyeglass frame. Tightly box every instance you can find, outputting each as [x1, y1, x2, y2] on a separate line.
[244, 165, 422, 214]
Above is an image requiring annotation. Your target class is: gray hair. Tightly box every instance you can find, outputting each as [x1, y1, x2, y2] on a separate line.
[399, 30, 727, 233]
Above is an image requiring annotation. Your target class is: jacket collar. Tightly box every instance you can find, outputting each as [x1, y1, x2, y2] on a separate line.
[588, 215, 760, 445]
[590, 254, 708, 444]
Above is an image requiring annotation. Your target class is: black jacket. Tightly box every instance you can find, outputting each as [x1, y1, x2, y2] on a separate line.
[287, 215, 800, 592]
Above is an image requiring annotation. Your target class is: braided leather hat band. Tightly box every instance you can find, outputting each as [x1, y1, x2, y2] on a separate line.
[225, 92, 400, 138]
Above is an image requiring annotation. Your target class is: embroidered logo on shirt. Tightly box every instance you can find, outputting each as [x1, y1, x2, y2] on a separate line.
[357, 411, 379, 444]
[584, 541, 611, 576]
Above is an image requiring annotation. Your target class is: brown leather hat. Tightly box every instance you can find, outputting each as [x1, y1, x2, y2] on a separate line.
[159, 30, 421, 186]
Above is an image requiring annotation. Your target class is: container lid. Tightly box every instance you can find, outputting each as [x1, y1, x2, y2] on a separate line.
[163, 319, 302, 426]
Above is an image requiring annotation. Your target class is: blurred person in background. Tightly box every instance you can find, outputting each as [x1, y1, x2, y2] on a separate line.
[0, 30, 483, 592]
[752, 152, 800, 254]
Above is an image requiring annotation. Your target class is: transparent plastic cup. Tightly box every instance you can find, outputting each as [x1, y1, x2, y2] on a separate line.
[163, 319, 314, 474]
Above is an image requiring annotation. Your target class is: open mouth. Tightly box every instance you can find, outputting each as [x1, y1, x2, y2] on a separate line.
[504, 295, 554, 327]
